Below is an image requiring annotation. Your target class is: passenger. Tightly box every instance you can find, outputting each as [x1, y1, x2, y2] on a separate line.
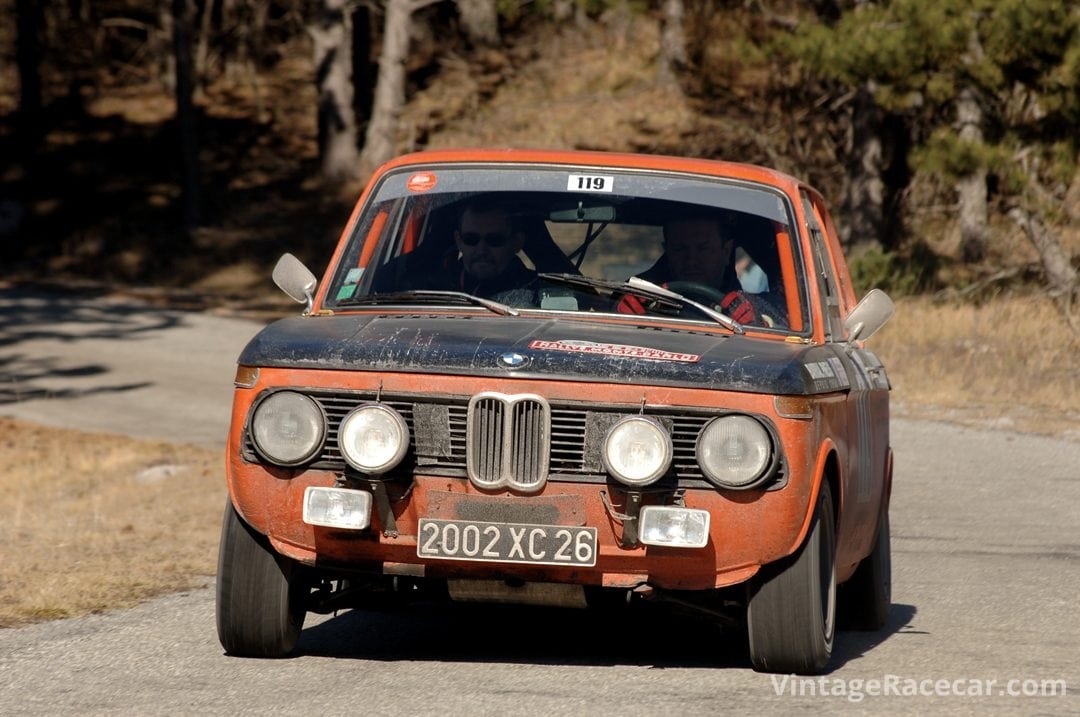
[735, 247, 770, 294]
[620, 214, 782, 327]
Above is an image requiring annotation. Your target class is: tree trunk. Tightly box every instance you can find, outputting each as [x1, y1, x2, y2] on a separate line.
[456, 0, 498, 47]
[223, 0, 244, 80]
[840, 83, 886, 253]
[657, 0, 686, 86]
[251, 0, 269, 70]
[956, 89, 987, 263]
[1007, 146, 1079, 327]
[352, 4, 377, 138]
[311, 0, 359, 180]
[159, 4, 177, 92]
[173, 0, 202, 234]
[15, 0, 43, 143]
[1008, 205, 1078, 302]
[360, 0, 434, 177]
[220, 0, 237, 75]
[220, 0, 268, 117]
[195, 0, 219, 86]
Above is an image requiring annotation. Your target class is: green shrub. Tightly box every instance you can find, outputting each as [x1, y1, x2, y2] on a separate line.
[849, 245, 936, 296]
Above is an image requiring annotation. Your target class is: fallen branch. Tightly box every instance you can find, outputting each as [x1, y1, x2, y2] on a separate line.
[934, 266, 1025, 301]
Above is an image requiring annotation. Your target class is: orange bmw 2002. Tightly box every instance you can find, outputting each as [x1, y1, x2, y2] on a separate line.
[216, 149, 895, 674]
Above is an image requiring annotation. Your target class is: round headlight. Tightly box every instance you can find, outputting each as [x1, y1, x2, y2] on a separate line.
[603, 416, 672, 487]
[338, 404, 409, 474]
[251, 391, 326, 466]
[697, 415, 772, 488]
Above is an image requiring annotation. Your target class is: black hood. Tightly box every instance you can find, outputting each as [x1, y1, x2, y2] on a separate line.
[238, 314, 849, 395]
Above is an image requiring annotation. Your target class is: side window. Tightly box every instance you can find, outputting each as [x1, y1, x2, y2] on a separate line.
[801, 192, 844, 341]
[807, 193, 857, 315]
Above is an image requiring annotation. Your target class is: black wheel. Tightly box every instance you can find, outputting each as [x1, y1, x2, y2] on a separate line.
[747, 482, 836, 674]
[839, 510, 891, 630]
[216, 502, 307, 657]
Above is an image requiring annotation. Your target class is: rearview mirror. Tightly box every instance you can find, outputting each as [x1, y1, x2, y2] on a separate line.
[272, 253, 317, 314]
[549, 200, 616, 223]
[844, 289, 894, 343]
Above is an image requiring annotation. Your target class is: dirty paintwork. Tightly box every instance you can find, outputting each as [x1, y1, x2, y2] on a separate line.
[218, 149, 893, 672]
[239, 313, 858, 395]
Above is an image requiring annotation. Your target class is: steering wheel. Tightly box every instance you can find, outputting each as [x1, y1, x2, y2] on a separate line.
[664, 280, 729, 307]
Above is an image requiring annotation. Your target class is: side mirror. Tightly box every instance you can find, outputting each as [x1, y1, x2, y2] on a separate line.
[844, 289, 895, 343]
[272, 253, 317, 314]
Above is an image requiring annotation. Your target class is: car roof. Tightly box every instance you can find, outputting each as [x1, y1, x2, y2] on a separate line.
[377, 148, 807, 195]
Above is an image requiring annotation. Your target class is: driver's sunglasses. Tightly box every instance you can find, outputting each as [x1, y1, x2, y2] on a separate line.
[459, 232, 511, 248]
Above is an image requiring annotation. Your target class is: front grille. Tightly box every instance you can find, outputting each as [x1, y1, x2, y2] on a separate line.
[468, 395, 504, 487]
[242, 389, 764, 487]
[467, 393, 550, 492]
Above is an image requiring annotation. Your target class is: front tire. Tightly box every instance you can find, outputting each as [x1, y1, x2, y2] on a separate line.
[747, 482, 836, 674]
[839, 510, 891, 630]
[216, 502, 307, 657]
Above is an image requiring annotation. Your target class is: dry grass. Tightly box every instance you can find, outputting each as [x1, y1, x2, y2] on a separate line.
[0, 418, 223, 627]
[874, 293, 1080, 438]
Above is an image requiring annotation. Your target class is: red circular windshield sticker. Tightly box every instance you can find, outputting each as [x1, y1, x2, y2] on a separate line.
[407, 172, 438, 192]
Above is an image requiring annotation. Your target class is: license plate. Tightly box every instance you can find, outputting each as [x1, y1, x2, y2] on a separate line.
[417, 519, 597, 567]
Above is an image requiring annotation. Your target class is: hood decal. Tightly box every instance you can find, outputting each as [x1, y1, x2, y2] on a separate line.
[529, 339, 700, 363]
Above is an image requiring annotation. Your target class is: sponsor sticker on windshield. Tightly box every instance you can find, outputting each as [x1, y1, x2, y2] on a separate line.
[529, 339, 700, 363]
[407, 171, 438, 192]
[567, 174, 614, 192]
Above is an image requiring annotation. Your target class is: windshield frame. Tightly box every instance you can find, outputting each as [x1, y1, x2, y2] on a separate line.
[322, 161, 814, 337]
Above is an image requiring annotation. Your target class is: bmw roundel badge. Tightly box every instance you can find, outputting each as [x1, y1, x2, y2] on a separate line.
[499, 352, 529, 369]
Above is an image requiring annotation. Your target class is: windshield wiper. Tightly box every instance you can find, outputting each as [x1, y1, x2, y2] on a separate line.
[625, 277, 743, 334]
[539, 273, 743, 334]
[539, 272, 641, 295]
[338, 290, 519, 317]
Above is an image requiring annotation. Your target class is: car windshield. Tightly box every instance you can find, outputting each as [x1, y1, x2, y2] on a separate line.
[325, 165, 810, 333]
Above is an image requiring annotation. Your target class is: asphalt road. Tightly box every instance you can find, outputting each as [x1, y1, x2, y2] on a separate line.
[0, 287, 251, 447]
[1, 287, 1078, 715]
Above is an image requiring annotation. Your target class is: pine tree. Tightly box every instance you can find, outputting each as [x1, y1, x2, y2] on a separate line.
[784, 0, 1079, 316]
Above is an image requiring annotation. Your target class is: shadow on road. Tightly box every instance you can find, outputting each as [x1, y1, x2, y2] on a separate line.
[0, 353, 152, 404]
[297, 601, 750, 669]
[0, 286, 186, 346]
[830, 603, 918, 672]
[294, 600, 915, 671]
[0, 286, 186, 404]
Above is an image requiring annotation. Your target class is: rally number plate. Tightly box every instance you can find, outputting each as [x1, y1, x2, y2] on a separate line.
[417, 519, 597, 567]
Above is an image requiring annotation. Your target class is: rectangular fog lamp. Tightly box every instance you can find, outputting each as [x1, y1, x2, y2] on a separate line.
[303, 486, 372, 530]
[639, 506, 711, 548]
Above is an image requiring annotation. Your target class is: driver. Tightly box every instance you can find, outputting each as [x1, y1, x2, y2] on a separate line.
[619, 215, 779, 327]
[448, 199, 539, 305]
